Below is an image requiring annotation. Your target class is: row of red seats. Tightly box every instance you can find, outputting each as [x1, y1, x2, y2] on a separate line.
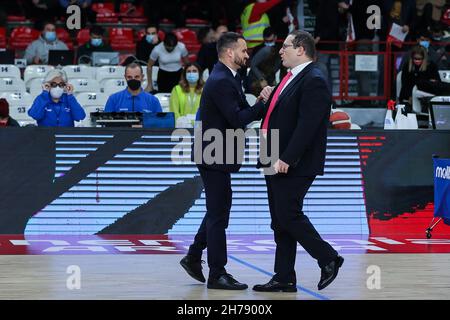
[1, 26, 201, 53]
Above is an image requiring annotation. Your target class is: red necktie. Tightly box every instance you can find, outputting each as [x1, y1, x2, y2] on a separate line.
[261, 71, 293, 132]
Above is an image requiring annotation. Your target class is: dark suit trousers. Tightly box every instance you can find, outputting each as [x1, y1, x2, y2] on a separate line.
[188, 165, 232, 279]
[265, 174, 338, 283]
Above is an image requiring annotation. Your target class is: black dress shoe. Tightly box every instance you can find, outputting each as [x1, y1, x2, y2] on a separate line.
[207, 274, 248, 290]
[180, 255, 205, 283]
[318, 255, 344, 290]
[253, 279, 297, 292]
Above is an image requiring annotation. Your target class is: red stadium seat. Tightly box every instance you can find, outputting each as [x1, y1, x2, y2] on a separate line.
[92, 3, 114, 14]
[173, 28, 200, 53]
[173, 28, 198, 44]
[9, 27, 40, 50]
[0, 27, 6, 48]
[188, 53, 197, 63]
[442, 8, 450, 26]
[92, 3, 119, 23]
[186, 18, 209, 26]
[7, 15, 27, 22]
[56, 28, 73, 49]
[110, 28, 135, 51]
[76, 28, 91, 46]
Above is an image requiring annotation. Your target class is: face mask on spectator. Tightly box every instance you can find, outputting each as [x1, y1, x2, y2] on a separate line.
[127, 79, 141, 91]
[186, 72, 199, 84]
[265, 41, 275, 47]
[91, 38, 102, 47]
[413, 56, 424, 67]
[146, 34, 155, 43]
[420, 40, 430, 49]
[50, 86, 64, 99]
[45, 31, 57, 42]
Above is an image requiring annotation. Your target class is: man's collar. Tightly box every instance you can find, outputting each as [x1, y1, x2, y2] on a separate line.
[290, 60, 313, 77]
[219, 60, 238, 77]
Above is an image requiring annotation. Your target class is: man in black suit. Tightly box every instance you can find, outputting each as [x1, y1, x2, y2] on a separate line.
[253, 30, 344, 292]
[180, 32, 270, 290]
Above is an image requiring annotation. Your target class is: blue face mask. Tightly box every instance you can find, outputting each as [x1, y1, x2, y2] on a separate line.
[186, 72, 199, 84]
[146, 34, 155, 44]
[45, 31, 56, 42]
[91, 38, 103, 47]
[420, 40, 430, 49]
[265, 42, 275, 47]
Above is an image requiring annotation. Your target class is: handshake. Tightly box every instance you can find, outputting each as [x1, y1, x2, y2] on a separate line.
[257, 86, 274, 103]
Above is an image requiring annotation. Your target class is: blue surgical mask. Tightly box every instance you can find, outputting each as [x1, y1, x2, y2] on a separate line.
[91, 38, 103, 47]
[146, 34, 155, 44]
[265, 42, 275, 47]
[45, 31, 56, 42]
[420, 40, 430, 49]
[186, 72, 199, 84]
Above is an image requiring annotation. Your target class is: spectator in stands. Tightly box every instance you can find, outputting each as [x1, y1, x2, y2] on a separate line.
[345, 0, 383, 99]
[59, 0, 96, 27]
[314, 1, 347, 89]
[169, 62, 204, 122]
[145, 33, 189, 93]
[428, 24, 450, 70]
[22, 0, 62, 22]
[105, 63, 162, 112]
[416, 0, 446, 33]
[28, 69, 86, 127]
[24, 21, 68, 65]
[251, 26, 276, 57]
[248, 27, 281, 96]
[240, 0, 283, 49]
[0, 98, 20, 127]
[136, 24, 160, 64]
[197, 27, 214, 45]
[197, 24, 228, 74]
[76, 25, 112, 64]
[381, 0, 417, 43]
[267, 0, 297, 39]
[399, 45, 440, 105]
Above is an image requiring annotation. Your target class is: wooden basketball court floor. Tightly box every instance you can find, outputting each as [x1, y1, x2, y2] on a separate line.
[1, 235, 450, 300]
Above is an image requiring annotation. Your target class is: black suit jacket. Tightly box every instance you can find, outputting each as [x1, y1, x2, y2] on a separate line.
[258, 62, 331, 177]
[194, 61, 265, 173]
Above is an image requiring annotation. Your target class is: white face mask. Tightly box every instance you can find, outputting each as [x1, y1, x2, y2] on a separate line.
[50, 86, 64, 99]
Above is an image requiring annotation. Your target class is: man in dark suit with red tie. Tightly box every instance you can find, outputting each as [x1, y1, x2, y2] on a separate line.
[254, 30, 344, 292]
[179, 33, 269, 290]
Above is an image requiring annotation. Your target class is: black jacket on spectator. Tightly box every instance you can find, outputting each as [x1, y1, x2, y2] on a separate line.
[197, 42, 219, 74]
[399, 61, 440, 101]
[136, 36, 158, 64]
[77, 42, 113, 64]
[314, 0, 343, 51]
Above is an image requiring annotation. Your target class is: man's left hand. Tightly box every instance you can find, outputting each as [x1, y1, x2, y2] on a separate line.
[273, 159, 289, 174]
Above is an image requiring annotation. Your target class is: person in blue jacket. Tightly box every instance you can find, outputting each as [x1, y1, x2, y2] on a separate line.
[28, 69, 86, 127]
[104, 63, 162, 113]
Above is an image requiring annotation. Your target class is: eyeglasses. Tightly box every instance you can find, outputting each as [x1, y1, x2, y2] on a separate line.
[49, 82, 66, 88]
[282, 43, 294, 50]
[413, 56, 424, 61]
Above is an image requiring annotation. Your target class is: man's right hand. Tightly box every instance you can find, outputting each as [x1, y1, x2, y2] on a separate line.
[258, 86, 274, 103]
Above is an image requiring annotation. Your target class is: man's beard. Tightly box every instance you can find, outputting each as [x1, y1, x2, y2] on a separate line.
[234, 57, 247, 69]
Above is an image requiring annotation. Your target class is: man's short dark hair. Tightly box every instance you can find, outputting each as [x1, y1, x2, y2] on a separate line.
[290, 30, 316, 59]
[263, 27, 275, 39]
[217, 32, 245, 56]
[125, 62, 143, 75]
[90, 25, 105, 36]
[164, 33, 178, 47]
